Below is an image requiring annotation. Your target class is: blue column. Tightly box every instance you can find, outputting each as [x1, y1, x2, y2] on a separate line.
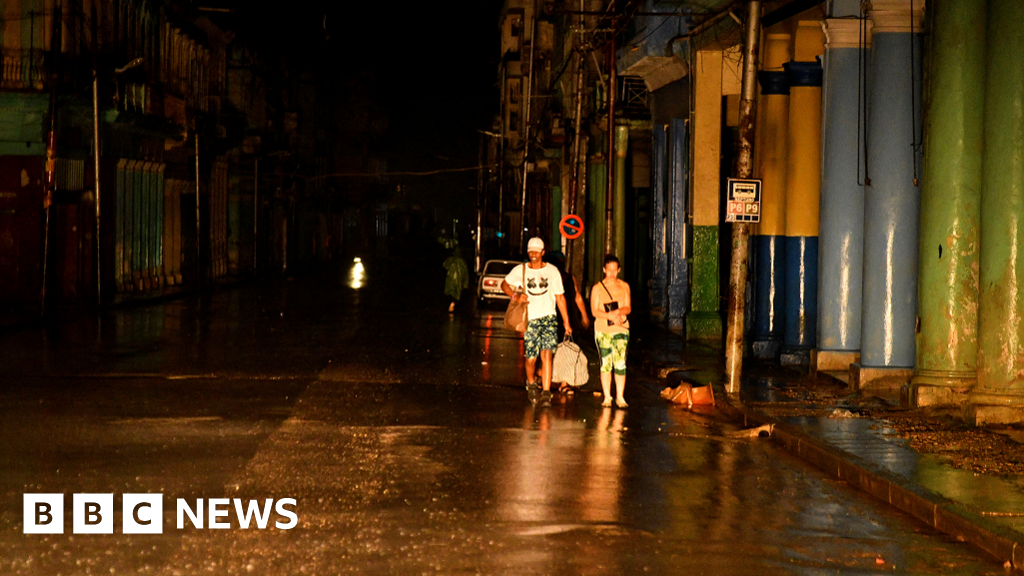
[650, 123, 668, 319]
[861, 11, 923, 370]
[781, 27, 825, 363]
[751, 33, 791, 359]
[817, 19, 867, 371]
[666, 118, 689, 330]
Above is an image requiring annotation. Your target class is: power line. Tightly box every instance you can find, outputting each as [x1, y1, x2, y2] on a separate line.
[293, 165, 498, 180]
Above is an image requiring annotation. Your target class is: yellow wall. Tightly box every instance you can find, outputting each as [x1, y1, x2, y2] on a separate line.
[784, 21, 825, 238]
[693, 49, 723, 227]
[755, 33, 792, 237]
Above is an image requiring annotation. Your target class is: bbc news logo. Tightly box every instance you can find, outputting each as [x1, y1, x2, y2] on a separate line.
[24, 494, 298, 534]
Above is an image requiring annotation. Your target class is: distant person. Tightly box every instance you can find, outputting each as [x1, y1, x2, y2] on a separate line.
[590, 254, 631, 408]
[543, 251, 591, 337]
[544, 250, 591, 394]
[443, 249, 469, 313]
[501, 237, 573, 405]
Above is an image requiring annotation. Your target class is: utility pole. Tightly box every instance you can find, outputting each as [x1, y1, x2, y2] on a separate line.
[724, 0, 762, 393]
[567, 0, 586, 278]
[520, 0, 538, 253]
[476, 133, 485, 274]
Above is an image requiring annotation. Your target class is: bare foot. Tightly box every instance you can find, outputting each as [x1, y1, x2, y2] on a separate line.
[615, 399, 628, 409]
[601, 397, 613, 407]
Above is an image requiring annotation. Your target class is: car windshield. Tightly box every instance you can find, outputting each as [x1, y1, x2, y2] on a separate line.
[484, 262, 518, 276]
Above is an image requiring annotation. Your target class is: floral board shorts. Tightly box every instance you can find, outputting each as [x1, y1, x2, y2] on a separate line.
[595, 331, 629, 375]
[524, 315, 558, 359]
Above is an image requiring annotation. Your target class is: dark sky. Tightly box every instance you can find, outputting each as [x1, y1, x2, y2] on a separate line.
[228, 1, 504, 227]
[233, 1, 503, 171]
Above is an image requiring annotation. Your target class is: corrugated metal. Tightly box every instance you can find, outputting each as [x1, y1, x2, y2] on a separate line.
[55, 158, 85, 192]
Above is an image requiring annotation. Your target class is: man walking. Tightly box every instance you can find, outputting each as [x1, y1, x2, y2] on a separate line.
[501, 237, 573, 404]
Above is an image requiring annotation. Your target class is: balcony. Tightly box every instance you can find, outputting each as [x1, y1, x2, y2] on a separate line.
[1, 49, 47, 91]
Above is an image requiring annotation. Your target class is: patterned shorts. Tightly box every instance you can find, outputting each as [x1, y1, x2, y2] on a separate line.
[524, 315, 558, 359]
[595, 331, 629, 375]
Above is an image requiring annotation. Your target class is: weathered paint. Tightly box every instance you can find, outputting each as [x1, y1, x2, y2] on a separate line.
[613, 125, 628, 261]
[752, 236, 784, 355]
[650, 124, 668, 315]
[752, 32, 790, 356]
[0, 93, 48, 156]
[818, 21, 867, 353]
[912, 0, 985, 402]
[783, 236, 818, 349]
[861, 28, 923, 368]
[667, 119, 689, 330]
[977, 0, 1024, 396]
[688, 49, 722, 340]
[687, 225, 721, 340]
[783, 22, 824, 353]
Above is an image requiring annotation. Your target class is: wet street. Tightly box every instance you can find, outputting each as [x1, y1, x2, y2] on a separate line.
[0, 258, 1007, 575]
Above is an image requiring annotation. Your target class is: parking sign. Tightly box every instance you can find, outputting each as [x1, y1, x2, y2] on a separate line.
[725, 178, 762, 223]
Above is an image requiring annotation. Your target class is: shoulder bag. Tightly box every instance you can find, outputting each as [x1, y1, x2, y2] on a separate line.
[503, 263, 528, 332]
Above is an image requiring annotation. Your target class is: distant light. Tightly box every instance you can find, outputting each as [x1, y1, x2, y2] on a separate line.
[353, 257, 362, 263]
[349, 261, 365, 289]
[496, 232, 504, 238]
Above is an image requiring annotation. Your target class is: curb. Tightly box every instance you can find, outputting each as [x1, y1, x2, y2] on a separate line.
[713, 394, 1024, 572]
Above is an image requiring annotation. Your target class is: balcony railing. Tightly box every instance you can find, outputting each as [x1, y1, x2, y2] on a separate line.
[1, 49, 47, 90]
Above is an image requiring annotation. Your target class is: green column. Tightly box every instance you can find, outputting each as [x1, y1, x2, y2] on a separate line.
[910, 0, 986, 407]
[586, 158, 607, 289]
[613, 125, 628, 261]
[972, 0, 1024, 424]
[687, 225, 721, 340]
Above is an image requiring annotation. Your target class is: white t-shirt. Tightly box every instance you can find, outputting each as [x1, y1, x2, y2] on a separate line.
[504, 263, 564, 320]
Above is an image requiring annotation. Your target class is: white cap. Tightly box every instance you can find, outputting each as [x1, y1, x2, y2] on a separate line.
[527, 237, 545, 252]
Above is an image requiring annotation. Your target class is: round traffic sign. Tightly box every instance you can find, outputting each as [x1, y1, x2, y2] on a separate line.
[559, 214, 584, 240]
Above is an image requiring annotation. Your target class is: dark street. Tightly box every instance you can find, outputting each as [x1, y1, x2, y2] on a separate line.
[0, 259, 1006, 575]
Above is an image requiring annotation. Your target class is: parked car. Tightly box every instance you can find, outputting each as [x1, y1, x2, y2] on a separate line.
[477, 259, 520, 305]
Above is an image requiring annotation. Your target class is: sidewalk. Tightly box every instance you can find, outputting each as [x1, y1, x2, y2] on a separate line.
[632, 324, 1024, 573]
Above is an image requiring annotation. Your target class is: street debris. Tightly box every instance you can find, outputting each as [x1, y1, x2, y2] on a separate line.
[724, 424, 774, 439]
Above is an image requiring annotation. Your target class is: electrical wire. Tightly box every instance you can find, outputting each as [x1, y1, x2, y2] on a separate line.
[298, 165, 499, 180]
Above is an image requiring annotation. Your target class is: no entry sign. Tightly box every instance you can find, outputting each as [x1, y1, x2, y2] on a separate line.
[559, 215, 584, 239]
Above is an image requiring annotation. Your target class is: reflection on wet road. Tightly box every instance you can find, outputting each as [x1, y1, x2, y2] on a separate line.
[0, 263, 1006, 574]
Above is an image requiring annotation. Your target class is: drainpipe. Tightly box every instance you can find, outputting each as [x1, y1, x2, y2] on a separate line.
[724, 0, 761, 393]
